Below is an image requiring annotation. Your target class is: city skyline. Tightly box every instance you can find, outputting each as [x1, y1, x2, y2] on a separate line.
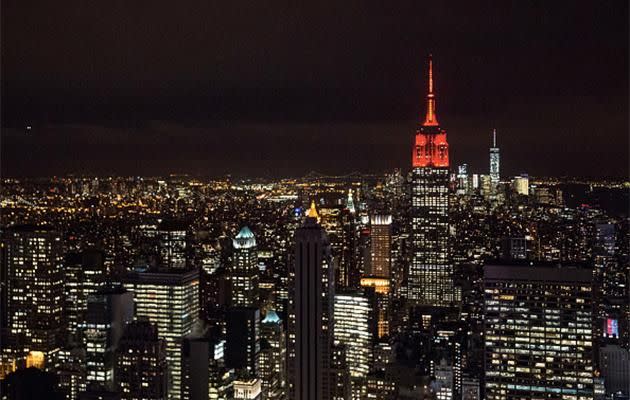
[0, 2, 628, 400]
[1, 1, 628, 178]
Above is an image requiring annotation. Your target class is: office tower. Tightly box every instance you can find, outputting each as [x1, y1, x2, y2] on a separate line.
[433, 358, 454, 400]
[456, 164, 469, 195]
[483, 264, 595, 399]
[231, 226, 259, 308]
[360, 277, 390, 338]
[200, 264, 231, 325]
[430, 323, 468, 400]
[408, 55, 455, 307]
[318, 205, 350, 289]
[489, 129, 500, 186]
[1, 225, 64, 370]
[64, 252, 86, 335]
[333, 292, 373, 396]
[369, 215, 392, 278]
[366, 372, 397, 400]
[512, 174, 529, 196]
[83, 285, 134, 391]
[199, 241, 229, 323]
[225, 307, 260, 377]
[123, 269, 199, 400]
[330, 344, 351, 400]
[116, 320, 168, 400]
[287, 202, 335, 400]
[157, 219, 189, 270]
[355, 228, 371, 288]
[64, 249, 108, 340]
[234, 378, 262, 400]
[259, 310, 286, 400]
[55, 346, 87, 400]
[181, 325, 232, 400]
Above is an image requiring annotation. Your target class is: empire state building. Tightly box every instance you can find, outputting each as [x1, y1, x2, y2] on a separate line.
[407, 55, 456, 307]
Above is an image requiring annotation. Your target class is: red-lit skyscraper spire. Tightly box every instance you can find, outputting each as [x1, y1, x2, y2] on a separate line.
[423, 54, 439, 126]
[412, 55, 449, 168]
[408, 55, 455, 308]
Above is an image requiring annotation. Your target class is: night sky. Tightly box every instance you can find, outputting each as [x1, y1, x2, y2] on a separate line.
[2, 1, 628, 178]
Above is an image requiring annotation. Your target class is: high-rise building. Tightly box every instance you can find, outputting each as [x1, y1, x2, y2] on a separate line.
[181, 325, 232, 400]
[408, 56, 455, 307]
[64, 250, 108, 339]
[456, 164, 470, 195]
[157, 220, 189, 270]
[123, 269, 199, 400]
[83, 285, 134, 391]
[287, 202, 335, 400]
[116, 320, 168, 400]
[489, 129, 500, 187]
[360, 277, 390, 338]
[231, 226, 259, 308]
[369, 215, 392, 278]
[334, 292, 374, 397]
[259, 310, 286, 400]
[318, 205, 351, 289]
[1, 225, 64, 370]
[55, 346, 87, 400]
[512, 174, 529, 196]
[225, 307, 260, 377]
[483, 264, 595, 399]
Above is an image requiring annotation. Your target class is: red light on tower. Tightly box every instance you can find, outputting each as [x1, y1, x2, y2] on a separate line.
[412, 55, 449, 168]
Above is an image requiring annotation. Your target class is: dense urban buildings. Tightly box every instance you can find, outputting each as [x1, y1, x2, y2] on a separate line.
[0, 52, 628, 400]
[122, 270, 200, 400]
[484, 264, 595, 399]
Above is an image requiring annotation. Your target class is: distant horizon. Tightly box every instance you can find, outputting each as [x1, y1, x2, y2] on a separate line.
[1, 170, 628, 182]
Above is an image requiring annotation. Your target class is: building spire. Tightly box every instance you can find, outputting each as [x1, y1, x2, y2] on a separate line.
[423, 54, 439, 127]
[306, 200, 319, 220]
[493, 128, 497, 147]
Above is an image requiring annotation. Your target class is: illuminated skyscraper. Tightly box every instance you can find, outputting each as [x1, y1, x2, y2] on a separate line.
[489, 129, 500, 187]
[83, 285, 133, 391]
[231, 226, 259, 308]
[259, 310, 286, 400]
[287, 202, 335, 400]
[360, 277, 390, 338]
[123, 269, 199, 400]
[408, 56, 455, 307]
[483, 264, 595, 399]
[513, 174, 529, 196]
[63, 250, 107, 336]
[158, 220, 189, 270]
[334, 292, 373, 398]
[369, 215, 392, 278]
[1, 225, 64, 370]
